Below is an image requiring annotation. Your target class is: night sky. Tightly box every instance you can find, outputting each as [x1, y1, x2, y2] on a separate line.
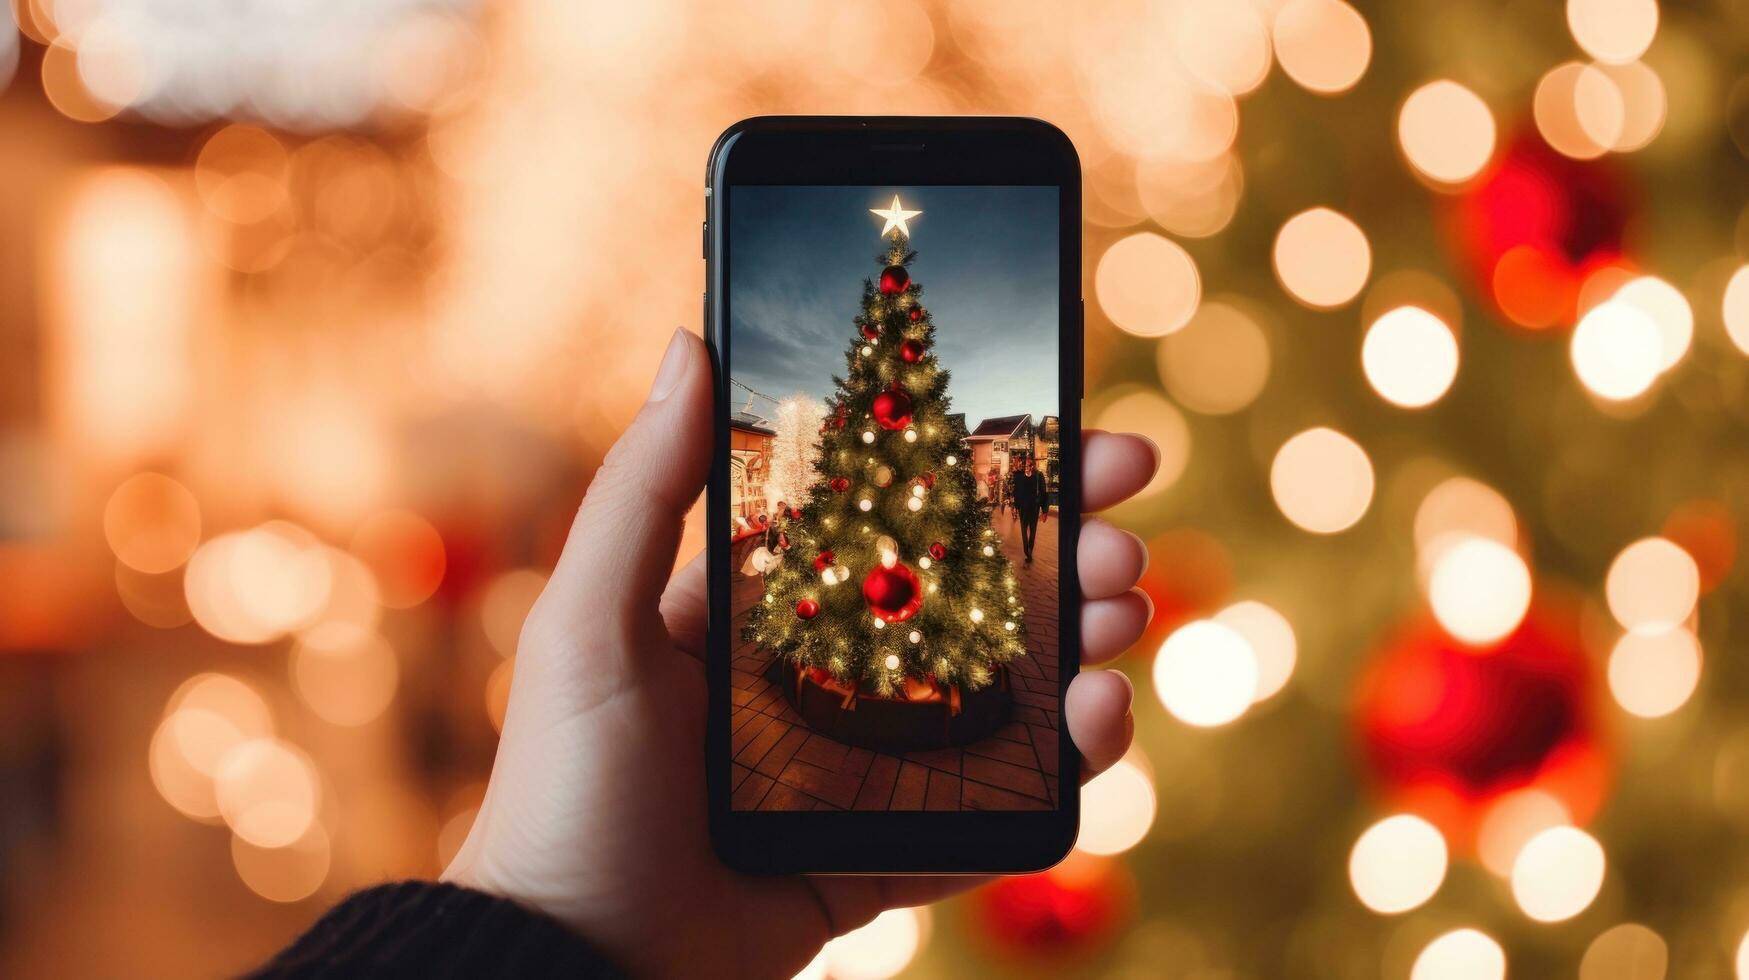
[727, 185, 1059, 429]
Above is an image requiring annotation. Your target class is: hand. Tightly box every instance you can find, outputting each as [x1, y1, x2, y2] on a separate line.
[443, 329, 1158, 979]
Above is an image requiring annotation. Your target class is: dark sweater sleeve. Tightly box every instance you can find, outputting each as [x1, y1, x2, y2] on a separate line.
[246, 881, 626, 979]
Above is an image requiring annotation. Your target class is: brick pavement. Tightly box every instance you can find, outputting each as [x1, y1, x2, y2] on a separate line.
[730, 507, 1061, 811]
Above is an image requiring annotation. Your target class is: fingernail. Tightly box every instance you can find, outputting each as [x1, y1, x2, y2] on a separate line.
[649, 328, 691, 402]
[1135, 434, 1162, 471]
[1111, 668, 1135, 705]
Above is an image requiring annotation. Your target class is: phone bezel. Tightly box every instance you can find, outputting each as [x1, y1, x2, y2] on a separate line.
[704, 117, 1083, 874]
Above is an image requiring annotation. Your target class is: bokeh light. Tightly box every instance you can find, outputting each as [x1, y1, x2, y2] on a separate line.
[1724, 265, 1749, 354]
[1579, 922, 1667, 980]
[1347, 814, 1447, 914]
[349, 510, 447, 609]
[291, 624, 400, 727]
[480, 569, 549, 658]
[1155, 299, 1271, 416]
[1213, 600, 1296, 702]
[1608, 625, 1702, 719]
[1414, 477, 1519, 586]
[1478, 789, 1573, 877]
[1428, 537, 1532, 646]
[1511, 825, 1607, 922]
[1095, 232, 1201, 337]
[1570, 299, 1663, 401]
[1412, 929, 1506, 980]
[1273, 208, 1371, 309]
[185, 524, 334, 645]
[231, 824, 331, 904]
[1270, 427, 1374, 534]
[1362, 306, 1459, 408]
[1272, 0, 1371, 96]
[821, 907, 927, 980]
[214, 737, 321, 849]
[1567, 0, 1659, 64]
[1398, 80, 1496, 185]
[1605, 537, 1699, 631]
[103, 472, 201, 574]
[1153, 620, 1258, 728]
[1076, 756, 1156, 856]
[1607, 276, 1691, 371]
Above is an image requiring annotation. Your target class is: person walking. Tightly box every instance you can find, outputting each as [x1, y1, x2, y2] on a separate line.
[1012, 454, 1048, 565]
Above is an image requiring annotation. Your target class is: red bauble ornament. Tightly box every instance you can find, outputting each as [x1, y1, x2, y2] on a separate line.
[974, 860, 1131, 957]
[829, 477, 850, 493]
[928, 542, 946, 561]
[860, 321, 881, 340]
[777, 532, 790, 550]
[795, 598, 820, 620]
[1354, 607, 1610, 843]
[831, 416, 845, 429]
[899, 339, 925, 363]
[908, 307, 924, 322]
[813, 550, 836, 572]
[920, 471, 936, 489]
[871, 382, 914, 430]
[879, 265, 910, 294]
[790, 505, 803, 520]
[1449, 132, 1634, 331]
[862, 562, 923, 623]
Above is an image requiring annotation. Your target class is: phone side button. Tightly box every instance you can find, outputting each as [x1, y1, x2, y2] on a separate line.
[702, 221, 708, 259]
[1079, 299, 1086, 399]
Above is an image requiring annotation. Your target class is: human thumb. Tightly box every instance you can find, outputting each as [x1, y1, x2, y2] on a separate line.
[531, 328, 714, 668]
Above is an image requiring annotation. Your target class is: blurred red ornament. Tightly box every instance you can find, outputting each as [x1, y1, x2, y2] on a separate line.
[1353, 605, 1610, 844]
[909, 307, 924, 322]
[790, 505, 804, 520]
[862, 562, 922, 623]
[1448, 131, 1635, 331]
[777, 532, 790, 550]
[829, 477, 850, 493]
[974, 858, 1131, 957]
[1664, 500, 1737, 593]
[813, 550, 835, 572]
[899, 339, 925, 363]
[795, 598, 820, 620]
[351, 510, 447, 610]
[928, 541, 946, 560]
[872, 382, 913, 430]
[879, 265, 910, 294]
[831, 415, 845, 429]
[920, 471, 936, 489]
[861, 321, 881, 340]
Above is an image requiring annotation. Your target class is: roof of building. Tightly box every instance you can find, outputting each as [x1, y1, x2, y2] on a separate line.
[730, 411, 775, 436]
[967, 413, 1032, 438]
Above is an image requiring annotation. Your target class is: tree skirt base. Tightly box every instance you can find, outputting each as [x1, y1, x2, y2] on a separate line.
[762, 657, 1014, 753]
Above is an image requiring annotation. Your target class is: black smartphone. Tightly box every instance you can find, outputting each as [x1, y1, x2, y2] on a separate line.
[704, 117, 1083, 874]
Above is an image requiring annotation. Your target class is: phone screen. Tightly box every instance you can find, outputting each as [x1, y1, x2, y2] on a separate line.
[724, 186, 1062, 813]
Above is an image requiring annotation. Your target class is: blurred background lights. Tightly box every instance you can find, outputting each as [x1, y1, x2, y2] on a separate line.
[1155, 300, 1271, 416]
[1412, 929, 1507, 980]
[1170, 2, 1270, 96]
[1578, 922, 1667, 980]
[1428, 537, 1532, 646]
[1414, 477, 1519, 585]
[1270, 427, 1375, 534]
[1398, 81, 1496, 185]
[103, 472, 201, 573]
[1478, 789, 1573, 877]
[1272, 207, 1371, 309]
[1076, 756, 1156, 856]
[1567, 0, 1659, 64]
[1571, 299, 1663, 400]
[820, 907, 927, 980]
[1608, 625, 1701, 718]
[349, 509, 447, 609]
[1607, 276, 1691, 370]
[1347, 814, 1447, 914]
[1212, 600, 1297, 702]
[231, 825, 331, 904]
[1606, 537, 1699, 630]
[214, 737, 321, 849]
[1152, 619, 1258, 728]
[480, 568, 549, 657]
[292, 625, 401, 726]
[1362, 306, 1459, 408]
[1511, 825, 1607, 922]
[1095, 232, 1201, 337]
[1723, 266, 1749, 354]
[1537, 61, 1618, 160]
[0, 5, 16, 92]
[1271, 0, 1371, 96]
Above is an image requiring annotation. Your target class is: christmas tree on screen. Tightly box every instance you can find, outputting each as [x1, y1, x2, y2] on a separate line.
[743, 196, 1027, 698]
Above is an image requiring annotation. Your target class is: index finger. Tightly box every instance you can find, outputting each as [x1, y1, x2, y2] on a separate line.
[1083, 430, 1160, 513]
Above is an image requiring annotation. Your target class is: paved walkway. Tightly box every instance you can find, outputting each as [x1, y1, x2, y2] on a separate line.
[729, 506, 1061, 811]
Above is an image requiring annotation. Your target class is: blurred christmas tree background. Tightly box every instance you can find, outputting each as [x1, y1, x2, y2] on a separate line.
[3, 0, 1749, 977]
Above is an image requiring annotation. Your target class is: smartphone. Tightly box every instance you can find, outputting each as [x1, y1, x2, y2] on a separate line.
[704, 117, 1082, 874]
